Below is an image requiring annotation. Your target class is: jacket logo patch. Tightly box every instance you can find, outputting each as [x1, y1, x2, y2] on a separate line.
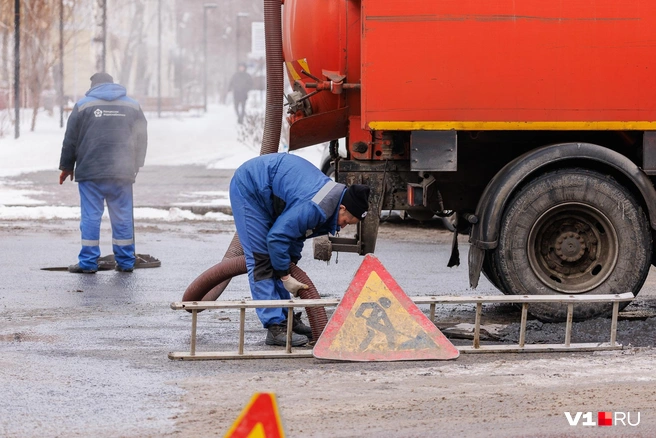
[93, 109, 126, 118]
[102, 110, 126, 117]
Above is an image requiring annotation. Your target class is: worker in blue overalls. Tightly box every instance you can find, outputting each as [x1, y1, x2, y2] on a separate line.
[230, 153, 370, 346]
[59, 72, 148, 274]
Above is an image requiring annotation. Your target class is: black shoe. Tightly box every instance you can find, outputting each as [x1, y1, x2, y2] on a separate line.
[265, 323, 308, 347]
[292, 312, 313, 341]
[68, 264, 97, 274]
[115, 265, 134, 272]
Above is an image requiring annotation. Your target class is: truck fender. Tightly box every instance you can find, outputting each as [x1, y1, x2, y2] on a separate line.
[468, 142, 656, 288]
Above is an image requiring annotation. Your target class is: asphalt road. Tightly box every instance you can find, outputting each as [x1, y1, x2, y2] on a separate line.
[2, 166, 656, 436]
[1, 216, 656, 437]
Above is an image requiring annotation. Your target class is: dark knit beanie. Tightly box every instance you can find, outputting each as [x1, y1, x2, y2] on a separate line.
[341, 184, 370, 219]
[90, 72, 114, 88]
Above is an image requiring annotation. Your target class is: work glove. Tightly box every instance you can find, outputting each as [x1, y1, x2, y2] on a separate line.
[59, 170, 74, 185]
[281, 275, 309, 297]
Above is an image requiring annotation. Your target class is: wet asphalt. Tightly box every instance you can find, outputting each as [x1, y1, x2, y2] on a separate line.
[2, 218, 656, 437]
[2, 167, 656, 436]
[0, 219, 475, 437]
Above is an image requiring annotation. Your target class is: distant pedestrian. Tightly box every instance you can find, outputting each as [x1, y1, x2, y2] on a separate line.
[59, 72, 148, 274]
[228, 63, 253, 124]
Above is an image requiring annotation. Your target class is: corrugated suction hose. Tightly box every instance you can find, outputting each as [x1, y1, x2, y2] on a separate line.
[289, 265, 329, 342]
[182, 256, 328, 341]
[189, 0, 285, 300]
[181, 0, 328, 339]
[182, 253, 247, 303]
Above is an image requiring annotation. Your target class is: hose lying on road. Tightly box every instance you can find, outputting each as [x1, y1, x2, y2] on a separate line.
[182, 256, 328, 341]
[181, 0, 328, 339]
[182, 254, 247, 303]
[202, 233, 244, 301]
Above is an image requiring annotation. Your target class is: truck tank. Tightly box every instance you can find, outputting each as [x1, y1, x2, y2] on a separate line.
[282, 0, 358, 150]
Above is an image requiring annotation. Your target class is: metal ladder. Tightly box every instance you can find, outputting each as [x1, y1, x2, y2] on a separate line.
[169, 292, 634, 360]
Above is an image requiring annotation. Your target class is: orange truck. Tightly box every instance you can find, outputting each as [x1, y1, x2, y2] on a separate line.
[282, 0, 656, 321]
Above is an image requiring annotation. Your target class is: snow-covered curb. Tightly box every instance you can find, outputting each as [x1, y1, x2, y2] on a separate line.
[0, 206, 232, 222]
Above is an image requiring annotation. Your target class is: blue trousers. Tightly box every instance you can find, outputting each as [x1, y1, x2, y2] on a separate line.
[229, 179, 291, 327]
[78, 180, 135, 271]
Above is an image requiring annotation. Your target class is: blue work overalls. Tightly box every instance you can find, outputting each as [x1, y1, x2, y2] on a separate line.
[78, 180, 135, 271]
[229, 154, 345, 327]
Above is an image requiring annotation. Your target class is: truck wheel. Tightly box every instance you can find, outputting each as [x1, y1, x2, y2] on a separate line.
[482, 253, 508, 293]
[492, 168, 651, 322]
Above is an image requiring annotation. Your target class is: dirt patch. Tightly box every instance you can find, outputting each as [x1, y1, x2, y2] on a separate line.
[174, 349, 656, 437]
[496, 316, 656, 348]
[0, 332, 57, 343]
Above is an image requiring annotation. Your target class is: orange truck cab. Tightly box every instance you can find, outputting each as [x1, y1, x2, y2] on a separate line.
[282, 0, 656, 321]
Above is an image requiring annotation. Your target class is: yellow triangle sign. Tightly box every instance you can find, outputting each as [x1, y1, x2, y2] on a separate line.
[225, 393, 285, 438]
[313, 255, 459, 361]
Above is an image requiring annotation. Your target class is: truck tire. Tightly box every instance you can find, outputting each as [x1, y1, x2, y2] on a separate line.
[492, 168, 651, 322]
[482, 254, 508, 293]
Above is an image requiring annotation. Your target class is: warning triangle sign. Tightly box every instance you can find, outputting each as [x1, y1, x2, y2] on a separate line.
[313, 254, 459, 361]
[225, 393, 285, 438]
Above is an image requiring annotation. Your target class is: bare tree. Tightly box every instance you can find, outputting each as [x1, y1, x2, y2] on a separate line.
[0, 2, 11, 88]
[109, 0, 146, 89]
[0, 1, 14, 137]
[0, 1, 16, 89]
[1, 0, 78, 132]
[93, 0, 106, 72]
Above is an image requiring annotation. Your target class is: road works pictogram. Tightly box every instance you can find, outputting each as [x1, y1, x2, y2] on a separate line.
[313, 254, 459, 361]
[225, 393, 285, 438]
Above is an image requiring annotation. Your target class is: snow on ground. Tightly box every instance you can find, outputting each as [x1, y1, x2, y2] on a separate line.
[171, 190, 231, 208]
[0, 102, 322, 175]
[0, 101, 323, 220]
[0, 206, 232, 221]
[0, 181, 46, 206]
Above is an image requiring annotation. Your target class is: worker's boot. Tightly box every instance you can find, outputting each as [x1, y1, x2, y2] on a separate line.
[265, 323, 308, 347]
[292, 312, 313, 341]
[68, 263, 97, 274]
